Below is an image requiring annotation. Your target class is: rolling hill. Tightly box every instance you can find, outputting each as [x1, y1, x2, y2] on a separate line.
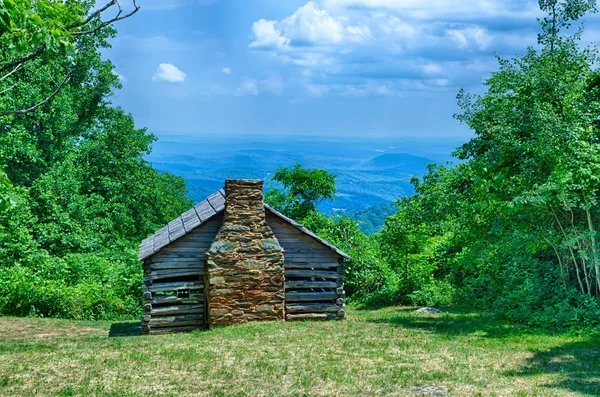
[147, 134, 459, 212]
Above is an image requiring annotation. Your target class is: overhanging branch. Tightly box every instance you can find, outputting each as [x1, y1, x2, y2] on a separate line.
[71, 1, 140, 36]
[0, 75, 71, 117]
[66, 0, 118, 30]
[0, 45, 45, 75]
[0, 1, 139, 75]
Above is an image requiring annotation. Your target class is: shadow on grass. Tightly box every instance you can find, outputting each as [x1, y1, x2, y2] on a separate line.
[506, 339, 600, 396]
[365, 306, 545, 339]
[109, 322, 141, 337]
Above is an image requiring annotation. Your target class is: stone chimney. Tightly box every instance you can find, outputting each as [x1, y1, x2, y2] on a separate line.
[206, 180, 285, 326]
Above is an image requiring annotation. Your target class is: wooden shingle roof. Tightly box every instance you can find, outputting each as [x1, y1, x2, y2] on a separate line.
[138, 188, 350, 261]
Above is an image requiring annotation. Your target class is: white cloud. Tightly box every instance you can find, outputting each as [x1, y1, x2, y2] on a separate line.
[447, 26, 492, 50]
[222, 67, 232, 75]
[305, 83, 330, 96]
[248, 0, 544, 96]
[152, 63, 187, 83]
[250, 1, 372, 49]
[112, 70, 127, 82]
[250, 19, 288, 48]
[377, 14, 419, 39]
[281, 2, 345, 44]
[236, 78, 259, 96]
[236, 73, 285, 96]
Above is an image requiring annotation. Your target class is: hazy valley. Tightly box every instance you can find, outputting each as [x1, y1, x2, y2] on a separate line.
[148, 134, 463, 213]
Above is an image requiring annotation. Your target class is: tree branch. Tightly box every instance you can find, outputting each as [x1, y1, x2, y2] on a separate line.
[71, 1, 140, 36]
[551, 206, 589, 296]
[0, 63, 24, 82]
[0, 45, 45, 75]
[65, 0, 117, 30]
[0, 75, 71, 117]
[0, 84, 16, 96]
[0, 1, 139, 76]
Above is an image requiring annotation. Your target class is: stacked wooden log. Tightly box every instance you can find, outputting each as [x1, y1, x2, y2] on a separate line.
[141, 216, 222, 335]
[284, 258, 346, 321]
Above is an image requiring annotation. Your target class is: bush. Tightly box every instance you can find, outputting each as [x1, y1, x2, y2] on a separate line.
[0, 253, 142, 321]
[348, 281, 401, 308]
[408, 279, 455, 307]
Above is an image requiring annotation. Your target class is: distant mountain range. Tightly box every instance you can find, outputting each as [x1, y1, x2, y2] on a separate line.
[148, 134, 462, 212]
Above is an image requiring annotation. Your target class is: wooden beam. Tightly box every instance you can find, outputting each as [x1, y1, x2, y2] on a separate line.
[146, 281, 203, 292]
[285, 292, 337, 302]
[145, 293, 203, 305]
[148, 314, 203, 327]
[285, 303, 340, 313]
[147, 325, 204, 335]
[149, 304, 204, 316]
[144, 268, 203, 281]
[286, 313, 338, 321]
[284, 262, 339, 270]
[284, 269, 338, 279]
[285, 280, 337, 289]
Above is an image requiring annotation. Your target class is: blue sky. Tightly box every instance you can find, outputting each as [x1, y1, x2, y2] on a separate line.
[105, 0, 600, 138]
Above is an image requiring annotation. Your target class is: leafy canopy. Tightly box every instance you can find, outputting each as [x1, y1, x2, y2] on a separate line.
[265, 163, 337, 221]
[377, 0, 600, 330]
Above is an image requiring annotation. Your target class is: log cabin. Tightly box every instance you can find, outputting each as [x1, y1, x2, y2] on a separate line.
[138, 179, 349, 335]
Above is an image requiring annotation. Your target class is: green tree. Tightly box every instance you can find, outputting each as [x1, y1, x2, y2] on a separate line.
[374, 0, 600, 329]
[346, 202, 398, 235]
[454, 0, 600, 300]
[0, 0, 191, 320]
[0, 0, 139, 117]
[265, 163, 337, 221]
[379, 167, 461, 302]
[0, 0, 139, 215]
[387, 0, 600, 329]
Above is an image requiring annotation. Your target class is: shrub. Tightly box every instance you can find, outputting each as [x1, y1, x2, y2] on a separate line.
[408, 279, 455, 307]
[0, 254, 142, 320]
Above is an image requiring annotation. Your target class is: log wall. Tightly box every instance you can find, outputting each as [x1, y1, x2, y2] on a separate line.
[141, 214, 223, 334]
[266, 211, 346, 321]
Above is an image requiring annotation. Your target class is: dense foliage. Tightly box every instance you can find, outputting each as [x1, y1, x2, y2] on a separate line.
[345, 202, 398, 235]
[0, 1, 190, 320]
[264, 162, 337, 220]
[377, 0, 600, 331]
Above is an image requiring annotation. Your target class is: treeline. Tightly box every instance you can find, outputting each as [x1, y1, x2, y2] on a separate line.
[395, 0, 600, 331]
[0, 1, 191, 319]
[269, 1, 600, 332]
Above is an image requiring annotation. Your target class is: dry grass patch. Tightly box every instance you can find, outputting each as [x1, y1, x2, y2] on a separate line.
[0, 307, 598, 396]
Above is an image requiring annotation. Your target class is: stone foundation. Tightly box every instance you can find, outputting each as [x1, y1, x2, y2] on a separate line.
[206, 180, 285, 326]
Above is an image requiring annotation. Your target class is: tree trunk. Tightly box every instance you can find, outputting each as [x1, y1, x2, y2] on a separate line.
[585, 208, 600, 298]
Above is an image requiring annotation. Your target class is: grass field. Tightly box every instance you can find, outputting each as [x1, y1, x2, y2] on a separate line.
[0, 307, 598, 396]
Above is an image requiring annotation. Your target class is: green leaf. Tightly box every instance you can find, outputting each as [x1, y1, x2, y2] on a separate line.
[30, 13, 43, 26]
